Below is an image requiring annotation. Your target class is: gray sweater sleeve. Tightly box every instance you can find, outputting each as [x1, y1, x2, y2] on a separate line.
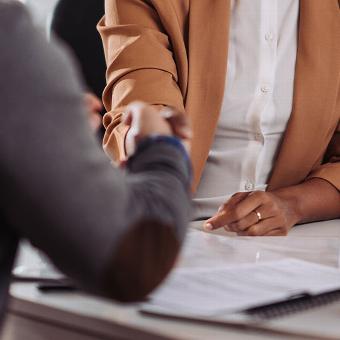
[0, 2, 191, 301]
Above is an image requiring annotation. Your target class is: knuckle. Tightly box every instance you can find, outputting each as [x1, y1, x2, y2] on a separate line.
[221, 203, 228, 210]
[233, 209, 242, 220]
[280, 228, 288, 236]
[215, 215, 227, 226]
[266, 200, 276, 211]
[246, 227, 259, 236]
[261, 192, 271, 202]
[231, 192, 244, 202]
[230, 221, 241, 230]
[277, 213, 287, 225]
[253, 191, 265, 199]
[250, 191, 261, 199]
[247, 230, 257, 236]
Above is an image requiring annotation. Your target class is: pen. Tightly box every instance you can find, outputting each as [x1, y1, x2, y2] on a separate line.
[37, 282, 78, 293]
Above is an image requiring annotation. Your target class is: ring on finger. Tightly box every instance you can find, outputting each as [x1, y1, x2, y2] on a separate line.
[254, 210, 262, 223]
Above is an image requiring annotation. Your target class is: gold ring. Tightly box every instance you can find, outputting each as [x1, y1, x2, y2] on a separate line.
[254, 210, 262, 223]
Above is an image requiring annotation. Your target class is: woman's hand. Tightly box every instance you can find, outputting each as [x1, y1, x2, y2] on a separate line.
[84, 92, 103, 132]
[204, 190, 301, 236]
[124, 102, 191, 157]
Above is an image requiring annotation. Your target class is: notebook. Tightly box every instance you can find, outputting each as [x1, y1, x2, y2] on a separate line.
[141, 259, 340, 339]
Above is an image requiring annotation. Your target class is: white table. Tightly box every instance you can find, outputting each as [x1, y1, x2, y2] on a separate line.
[2, 219, 340, 340]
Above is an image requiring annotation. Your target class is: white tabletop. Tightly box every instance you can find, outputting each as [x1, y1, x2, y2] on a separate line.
[3, 219, 340, 340]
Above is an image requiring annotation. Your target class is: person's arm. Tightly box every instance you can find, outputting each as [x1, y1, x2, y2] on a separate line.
[205, 80, 340, 236]
[0, 2, 190, 301]
[98, 0, 186, 161]
[205, 178, 340, 236]
[306, 119, 340, 189]
[204, 129, 340, 236]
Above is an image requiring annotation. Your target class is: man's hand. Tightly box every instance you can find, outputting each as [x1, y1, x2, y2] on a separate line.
[84, 93, 103, 132]
[159, 106, 192, 153]
[123, 102, 191, 157]
[204, 190, 300, 236]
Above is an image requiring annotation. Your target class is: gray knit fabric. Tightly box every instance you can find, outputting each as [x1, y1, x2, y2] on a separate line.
[0, 1, 190, 322]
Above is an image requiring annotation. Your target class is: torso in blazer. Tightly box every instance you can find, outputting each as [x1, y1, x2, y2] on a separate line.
[100, 0, 340, 191]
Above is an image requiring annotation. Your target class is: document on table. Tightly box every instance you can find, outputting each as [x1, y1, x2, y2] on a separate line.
[12, 241, 65, 282]
[142, 259, 340, 317]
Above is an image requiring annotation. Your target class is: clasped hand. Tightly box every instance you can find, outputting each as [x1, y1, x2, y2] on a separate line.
[205, 190, 300, 236]
[123, 102, 192, 157]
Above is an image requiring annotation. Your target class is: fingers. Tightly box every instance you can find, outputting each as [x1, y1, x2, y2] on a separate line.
[204, 192, 250, 230]
[204, 190, 294, 236]
[219, 192, 250, 212]
[228, 210, 259, 232]
[123, 102, 175, 156]
[263, 228, 287, 236]
[123, 102, 192, 158]
[160, 107, 192, 154]
[88, 112, 102, 132]
[160, 107, 192, 140]
[205, 191, 268, 231]
[125, 127, 136, 156]
[123, 103, 143, 156]
[236, 219, 283, 236]
[229, 191, 271, 221]
[123, 111, 133, 126]
[123, 101, 144, 128]
[124, 102, 191, 141]
[84, 93, 103, 132]
[84, 93, 103, 113]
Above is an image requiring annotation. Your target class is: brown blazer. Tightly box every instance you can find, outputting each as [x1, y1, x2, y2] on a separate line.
[98, 0, 340, 192]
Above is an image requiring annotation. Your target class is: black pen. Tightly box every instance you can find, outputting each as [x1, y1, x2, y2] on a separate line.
[37, 282, 78, 293]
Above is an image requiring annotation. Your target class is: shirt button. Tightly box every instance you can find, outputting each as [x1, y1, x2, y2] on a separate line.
[245, 181, 255, 191]
[261, 85, 271, 93]
[265, 32, 274, 42]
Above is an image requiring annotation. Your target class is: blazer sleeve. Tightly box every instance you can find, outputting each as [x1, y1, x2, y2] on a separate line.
[98, 0, 185, 161]
[306, 90, 340, 190]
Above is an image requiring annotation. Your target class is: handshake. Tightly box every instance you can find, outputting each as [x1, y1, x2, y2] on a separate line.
[85, 93, 192, 161]
[123, 102, 192, 158]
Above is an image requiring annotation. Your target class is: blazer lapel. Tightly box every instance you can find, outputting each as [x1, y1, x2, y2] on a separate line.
[185, 0, 231, 190]
[268, 0, 340, 190]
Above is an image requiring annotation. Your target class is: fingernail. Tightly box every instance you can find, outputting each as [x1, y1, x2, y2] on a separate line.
[218, 206, 223, 213]
[204, 222, 214, 231]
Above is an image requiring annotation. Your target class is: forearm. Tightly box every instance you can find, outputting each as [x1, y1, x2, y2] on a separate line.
[103, 141, 191, 301]
[99, 0, 186, 161]
[274, 178, 340, 225]
[0, 3, 190, 300]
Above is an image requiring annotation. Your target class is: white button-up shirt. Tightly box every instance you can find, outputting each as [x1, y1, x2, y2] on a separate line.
[193, 0, 299, 220]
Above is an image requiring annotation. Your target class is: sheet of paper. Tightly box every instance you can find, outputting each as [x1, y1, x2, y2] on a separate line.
[13, 241, 64, 281]
[143, 259, 340, 317]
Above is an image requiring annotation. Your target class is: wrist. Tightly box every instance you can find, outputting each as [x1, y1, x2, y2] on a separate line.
[124, 126, 173, 157]
[128, 135, 192, 183]
[273, 186, 303, 225]
[140, 135, 189, 161]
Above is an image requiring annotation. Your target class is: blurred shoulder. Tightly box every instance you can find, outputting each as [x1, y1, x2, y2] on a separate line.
[0, 0, 31, 31]
[0, 0, 28, 19]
